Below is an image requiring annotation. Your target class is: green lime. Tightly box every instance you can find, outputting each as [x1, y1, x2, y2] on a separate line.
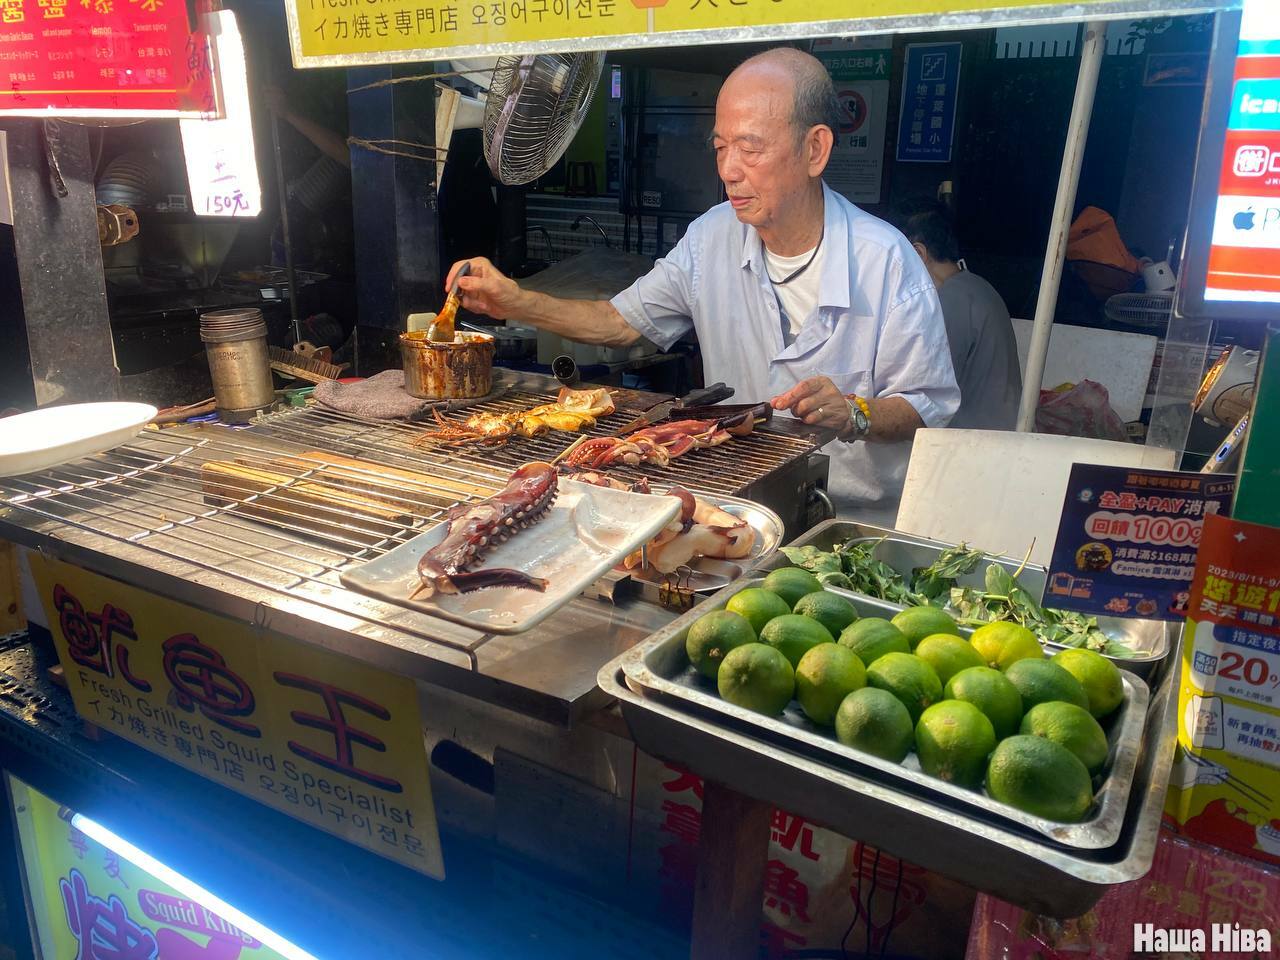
[1051, 648, 1124, 719]
[892, 606, 961, 649]
[944, 666, 1024, 740]
[760, 614, 834, 668]
[792, 591, 858, 637]
[915, 633, 985, 687]
[685, 610, 756, 680]
[838, 617, 910, 668]
[1020, 701, 1110, 774]
[1004, 658, 1090, 712]
[795, 643, 866, 726]
[865, 652, 943, 724]
[834, 687, 914, 763]
[915, 701, 997, 789]
[763, 568, 823, 608]
[969, 622, 1044, 671]
[986, 735, 1094, 823]
[726, 588, 792, 636]
[717, 643, 795, 716]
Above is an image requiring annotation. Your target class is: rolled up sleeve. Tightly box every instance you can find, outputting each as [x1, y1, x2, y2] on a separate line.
[609, 233, 696, 351]
[873, 285, 960, 428]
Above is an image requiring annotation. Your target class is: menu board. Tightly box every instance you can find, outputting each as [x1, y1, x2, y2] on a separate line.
[0, 0, 218, 117]
[1205, 0, 1280, 304]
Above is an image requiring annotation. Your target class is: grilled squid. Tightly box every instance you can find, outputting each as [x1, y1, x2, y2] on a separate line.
[411, 462, 557, 599]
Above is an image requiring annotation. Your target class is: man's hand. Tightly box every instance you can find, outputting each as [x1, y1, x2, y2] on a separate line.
[771, 377, 851, 433]
[445, 256, 524, 321]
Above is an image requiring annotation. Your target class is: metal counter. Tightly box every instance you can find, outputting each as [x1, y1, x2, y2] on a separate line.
[0, 373, 820, 726]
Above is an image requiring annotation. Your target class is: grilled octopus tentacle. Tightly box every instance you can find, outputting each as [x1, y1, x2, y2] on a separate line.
[412, 462, 557, 599]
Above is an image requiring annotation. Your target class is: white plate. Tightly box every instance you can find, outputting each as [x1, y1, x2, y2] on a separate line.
[339, 478, 681, 634]
[0, 402, 158, 477]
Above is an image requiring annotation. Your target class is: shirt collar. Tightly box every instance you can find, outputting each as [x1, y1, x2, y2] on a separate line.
[739, 182, 851, 311]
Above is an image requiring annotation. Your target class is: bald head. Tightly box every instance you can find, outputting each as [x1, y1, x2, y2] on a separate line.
[728, 48, 841, 144]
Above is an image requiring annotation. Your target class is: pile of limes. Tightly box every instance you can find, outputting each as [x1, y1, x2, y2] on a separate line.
[683, 571, 1127, 824]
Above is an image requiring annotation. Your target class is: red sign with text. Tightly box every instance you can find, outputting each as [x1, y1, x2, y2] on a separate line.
[0, 0, 218, 116]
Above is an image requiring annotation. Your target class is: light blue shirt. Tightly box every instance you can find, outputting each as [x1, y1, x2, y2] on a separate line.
[611, 183, 959, 515]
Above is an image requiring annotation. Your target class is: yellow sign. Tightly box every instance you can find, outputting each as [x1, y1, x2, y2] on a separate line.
[286, 0, 1228, 68]
[29, 556, 445, 880]
[10, 775, 295, 960]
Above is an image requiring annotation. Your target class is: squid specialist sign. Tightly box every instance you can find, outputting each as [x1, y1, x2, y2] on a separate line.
[1045, 463, 1235, 622]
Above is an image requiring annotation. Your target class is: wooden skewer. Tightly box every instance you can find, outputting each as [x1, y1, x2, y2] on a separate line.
[551, 434, 590, 466]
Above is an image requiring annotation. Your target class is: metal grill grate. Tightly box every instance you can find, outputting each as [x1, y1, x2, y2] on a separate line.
[261, 388, 818, 496]
[0, 393, 815, 670]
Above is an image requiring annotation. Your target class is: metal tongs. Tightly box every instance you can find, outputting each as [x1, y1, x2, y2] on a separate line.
[427, 261, 471, 342]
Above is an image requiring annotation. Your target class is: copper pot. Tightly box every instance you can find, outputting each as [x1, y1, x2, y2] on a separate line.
[400, 331, 495, 399]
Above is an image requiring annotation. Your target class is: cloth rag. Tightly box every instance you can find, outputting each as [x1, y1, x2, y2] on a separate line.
[313, 370, 438, 420]
[313, 369, 507, 420]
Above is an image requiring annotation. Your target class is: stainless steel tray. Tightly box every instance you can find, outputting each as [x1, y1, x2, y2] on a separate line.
[626, 493, 785, 598]
[620, 576, 1148, 849]
[759, 519, 1172, 680]
[601, 641, 1179, 918]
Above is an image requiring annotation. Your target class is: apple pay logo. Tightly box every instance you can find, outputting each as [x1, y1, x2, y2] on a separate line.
[1213, 196, 1280, 249]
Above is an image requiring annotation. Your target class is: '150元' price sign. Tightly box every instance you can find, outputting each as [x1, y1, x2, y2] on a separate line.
[28, 555, 444, 879]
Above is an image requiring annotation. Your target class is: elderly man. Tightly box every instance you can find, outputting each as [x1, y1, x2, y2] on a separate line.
[445, 47, 958, 520]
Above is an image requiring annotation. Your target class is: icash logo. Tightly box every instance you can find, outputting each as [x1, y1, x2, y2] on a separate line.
[1233, 144, 1280, 177]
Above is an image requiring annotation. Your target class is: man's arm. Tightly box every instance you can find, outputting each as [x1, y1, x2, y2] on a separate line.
[265, 86, 351, 169]
[770, 380, 923, 442]
[445, 257, 640, 346]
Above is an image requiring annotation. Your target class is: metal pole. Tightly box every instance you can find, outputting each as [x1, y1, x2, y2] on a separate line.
[270, 113, 302, 346]
[1015, 20, 1108, 432]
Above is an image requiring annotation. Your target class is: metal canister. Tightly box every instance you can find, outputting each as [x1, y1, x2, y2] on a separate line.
[400, 331, 495, 399]
[200, 308, 276, 423]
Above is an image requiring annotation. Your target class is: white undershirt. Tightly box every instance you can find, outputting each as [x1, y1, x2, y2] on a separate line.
[765, 243, 824, 337]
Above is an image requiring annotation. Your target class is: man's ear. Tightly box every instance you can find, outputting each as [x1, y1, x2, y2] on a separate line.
[911, 241, 931, 264]
[808, 125, 835, 178]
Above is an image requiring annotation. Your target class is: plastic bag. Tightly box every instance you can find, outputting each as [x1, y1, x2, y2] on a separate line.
[1035, 380, 1128, 442]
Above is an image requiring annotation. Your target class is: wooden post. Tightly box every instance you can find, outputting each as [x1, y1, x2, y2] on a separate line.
[690, 780, 771, 960]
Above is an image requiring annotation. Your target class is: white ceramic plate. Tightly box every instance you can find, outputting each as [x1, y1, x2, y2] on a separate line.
[0, 402, 158, 478]
[340, 478, 681, 634]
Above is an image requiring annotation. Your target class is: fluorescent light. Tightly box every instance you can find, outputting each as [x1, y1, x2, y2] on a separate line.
[70, 813, 320, 960]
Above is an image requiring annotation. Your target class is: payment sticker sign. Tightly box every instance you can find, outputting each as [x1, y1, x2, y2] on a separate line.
[28, 556, 444, 879]
[1165, 513, 1280, 868]
[1206, 0, 1280, 303]
[1046, 464, 1235, 621]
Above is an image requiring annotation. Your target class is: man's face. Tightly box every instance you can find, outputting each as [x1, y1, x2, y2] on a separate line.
[712, 69, 811, 232]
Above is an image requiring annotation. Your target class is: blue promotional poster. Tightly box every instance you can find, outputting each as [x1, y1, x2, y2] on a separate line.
[1046, 464, 1236, 621]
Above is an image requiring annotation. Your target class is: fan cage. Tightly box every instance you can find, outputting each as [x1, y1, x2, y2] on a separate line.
[483, 52, 606, 186]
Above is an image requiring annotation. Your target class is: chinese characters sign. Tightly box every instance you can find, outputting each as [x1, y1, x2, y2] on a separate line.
[896, 42, 960, 163]
[0, 0, 218, 117]
[284, 0, 1215, 69]
[1046, 464, 1235, 621]
[1206, 0, 1280, 303]
[9, 775, 293, 960]
[814, 42, 889, 205]
[28, 557, 444, 879]
[1165, 513, 1280, 868]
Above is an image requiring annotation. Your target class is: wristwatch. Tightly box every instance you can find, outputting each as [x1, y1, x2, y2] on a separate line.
[841, 395, 871, 442]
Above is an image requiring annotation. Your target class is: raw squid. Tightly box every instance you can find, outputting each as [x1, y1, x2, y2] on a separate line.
[411, 462, 557, 599]
[567, 474, 756, 574]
